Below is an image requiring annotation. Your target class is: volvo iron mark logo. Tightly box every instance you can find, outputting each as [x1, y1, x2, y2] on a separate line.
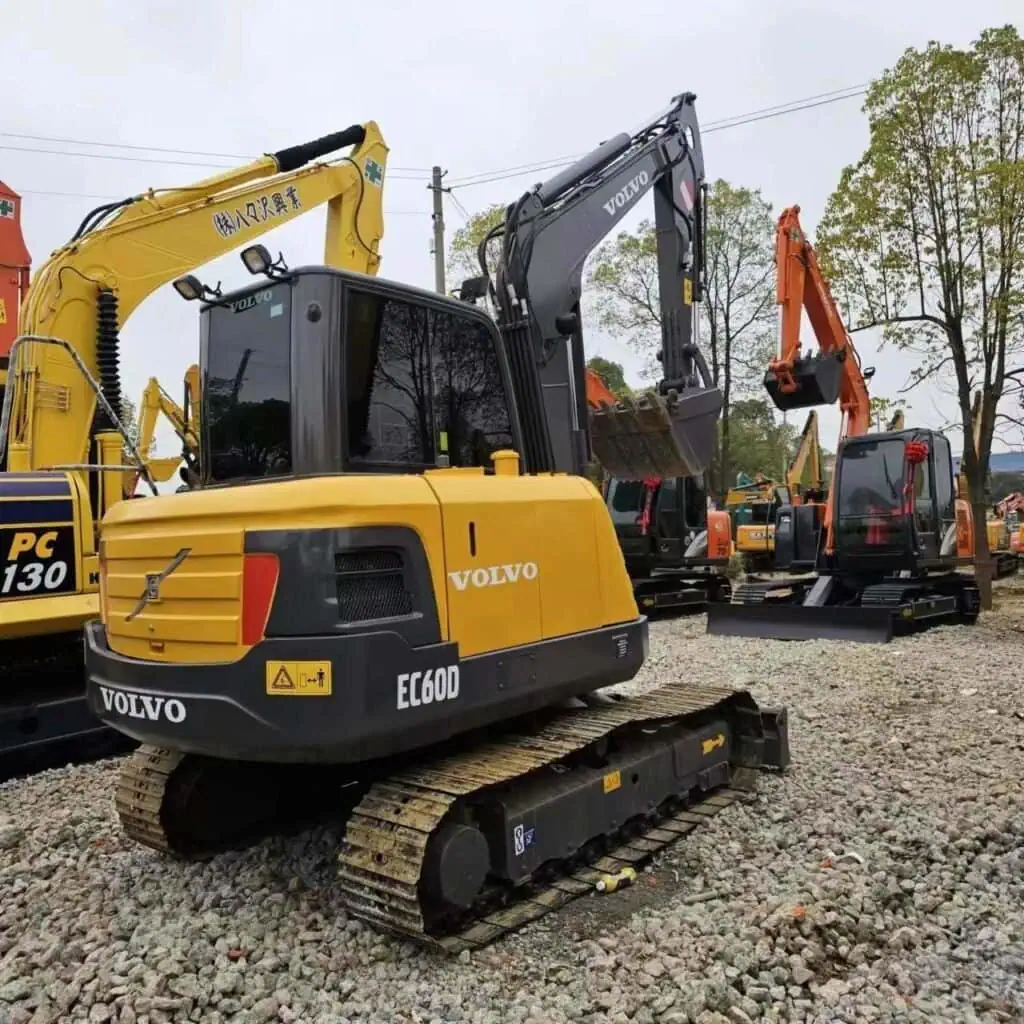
[125, 547, 192, 622]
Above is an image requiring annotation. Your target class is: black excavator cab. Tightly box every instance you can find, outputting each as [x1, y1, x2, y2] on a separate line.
[707, 428, 976, 644]
[763, 352, 843, 411]
[829, 429, 960, 572]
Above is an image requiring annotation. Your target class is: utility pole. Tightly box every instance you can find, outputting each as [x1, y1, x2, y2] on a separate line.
[431, 166, 446, 295]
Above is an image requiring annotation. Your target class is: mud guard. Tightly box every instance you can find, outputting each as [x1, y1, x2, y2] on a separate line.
[705, 601, 895, 644]
[591, 386, 722, 480]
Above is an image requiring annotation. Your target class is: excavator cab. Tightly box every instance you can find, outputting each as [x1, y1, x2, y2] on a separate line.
[830, 428, 962, 572]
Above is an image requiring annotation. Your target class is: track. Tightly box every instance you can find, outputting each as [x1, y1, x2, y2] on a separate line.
[113, 680, 786, 952]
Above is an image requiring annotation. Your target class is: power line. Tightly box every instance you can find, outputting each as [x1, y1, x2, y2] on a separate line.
[445, 85, 868, 190]
[0, 130, 431, 173]
[0, 142, 429, 179]
[19, 187, 431, 214]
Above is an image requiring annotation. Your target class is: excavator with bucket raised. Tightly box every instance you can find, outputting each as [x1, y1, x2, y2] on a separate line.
[706, 205, 980, 644]
[0, 124, 390, 778]
[83, 93, 789, 951]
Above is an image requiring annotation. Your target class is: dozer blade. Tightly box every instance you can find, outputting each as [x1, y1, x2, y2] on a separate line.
[706, 601, 895, 644]
[765, 353, 843, 412]
[590, 386, 722, 481]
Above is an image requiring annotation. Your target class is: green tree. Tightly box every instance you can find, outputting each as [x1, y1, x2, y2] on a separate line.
[586, 355, 632, 398]
[868, 395, 909, 431]
[446, 203, 505, 294]
[817, 25, 1024, 608]
[587, 179, 777, 494]
[722, 399, 797, 491]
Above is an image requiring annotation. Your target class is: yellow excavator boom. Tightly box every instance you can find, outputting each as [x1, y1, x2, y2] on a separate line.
[786, 410, 824, 498]
[5, 123, 388, 499]
[131, 366, 201, 489]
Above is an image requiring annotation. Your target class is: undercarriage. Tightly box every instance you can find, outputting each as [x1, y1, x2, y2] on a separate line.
[112, 679, 788, 951]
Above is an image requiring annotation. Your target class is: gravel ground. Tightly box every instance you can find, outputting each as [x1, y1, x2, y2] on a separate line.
[2, 584, 1023, 1024]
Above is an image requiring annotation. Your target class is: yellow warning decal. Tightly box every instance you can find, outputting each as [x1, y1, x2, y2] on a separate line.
[702, 732, 725, 755]
[0, 299, 6, 325]
[265, 660, 332, 696]
[603, 769, 622, 794]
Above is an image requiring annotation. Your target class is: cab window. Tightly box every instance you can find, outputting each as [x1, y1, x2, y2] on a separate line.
[431, 309, 514, 467]
[346, 290, 435, 468]
[345, 288, 514, 471]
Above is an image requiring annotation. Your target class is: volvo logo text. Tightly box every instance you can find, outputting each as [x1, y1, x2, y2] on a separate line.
[603, 171, 649, 215]
[98, 685, 187, 724]
[449, 562, 538, 591]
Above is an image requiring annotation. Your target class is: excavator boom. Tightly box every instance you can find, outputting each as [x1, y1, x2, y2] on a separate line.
[486, 92, 720, 483]
[7, 123, 388, 484]
[766, 205, 871, 438]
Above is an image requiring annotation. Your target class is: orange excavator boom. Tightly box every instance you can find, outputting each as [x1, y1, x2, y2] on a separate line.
[585, 366, 620, 409]
[767, 205, 872, 440]
[764, 205, 874, 551]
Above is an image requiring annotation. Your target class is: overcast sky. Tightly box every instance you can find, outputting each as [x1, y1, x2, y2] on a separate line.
[2, 0, 1021, 478]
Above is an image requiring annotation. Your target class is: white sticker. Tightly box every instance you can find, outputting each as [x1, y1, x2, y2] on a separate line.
[270, 303, 284, 318]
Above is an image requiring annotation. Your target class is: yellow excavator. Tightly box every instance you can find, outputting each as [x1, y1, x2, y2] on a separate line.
[129, 366, 201, 494]
[957, 392, 1018, 573]
[83, 93, 789, 951]
[725, 410, 825, 571]
[0, 123, 388, 774]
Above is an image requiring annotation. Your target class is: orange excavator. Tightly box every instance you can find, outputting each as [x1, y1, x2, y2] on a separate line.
[0, 181, 31, 421]
[586, 366, 732, 613]
[707, 205, 981, 643]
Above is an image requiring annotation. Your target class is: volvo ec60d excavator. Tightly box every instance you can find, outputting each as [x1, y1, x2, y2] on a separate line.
[84, 93, 788, 951]
[0, 124, 389, 773]
[706, 205, 981, 643]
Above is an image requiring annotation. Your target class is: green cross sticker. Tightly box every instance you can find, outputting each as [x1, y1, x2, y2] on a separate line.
[364, 160, 383, 186]
[0, 199, 14, 218]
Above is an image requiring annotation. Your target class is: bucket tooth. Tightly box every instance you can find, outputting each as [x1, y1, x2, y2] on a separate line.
[765, 353, 843, 412]
[591, 386, 722, 481]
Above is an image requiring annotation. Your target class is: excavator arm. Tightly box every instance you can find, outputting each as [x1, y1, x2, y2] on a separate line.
[4, 123, 388, 509]
[483, 92, 719, 481]
[764, 205, 874, 552]
[766, 205, 872, 441]
[131, 365, 201, 491]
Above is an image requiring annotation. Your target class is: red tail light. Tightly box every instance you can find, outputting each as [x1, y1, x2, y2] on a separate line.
[241, 553, 279, 646]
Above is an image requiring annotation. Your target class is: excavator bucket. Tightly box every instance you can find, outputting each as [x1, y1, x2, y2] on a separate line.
[765, 353, 843, 412]
[590, 386, 722, 481]
[706, 601, 896, 644]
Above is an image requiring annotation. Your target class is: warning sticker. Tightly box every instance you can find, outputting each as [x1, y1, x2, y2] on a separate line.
[0, 299, 6, 325]
[602, 769, 621, 794]
[265, 660, 333, 696]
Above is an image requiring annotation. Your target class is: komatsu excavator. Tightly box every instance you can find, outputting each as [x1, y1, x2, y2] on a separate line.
[0, 124, 389, 774]
[84, 93, 789, 951]
[706, 205, 980, 643]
